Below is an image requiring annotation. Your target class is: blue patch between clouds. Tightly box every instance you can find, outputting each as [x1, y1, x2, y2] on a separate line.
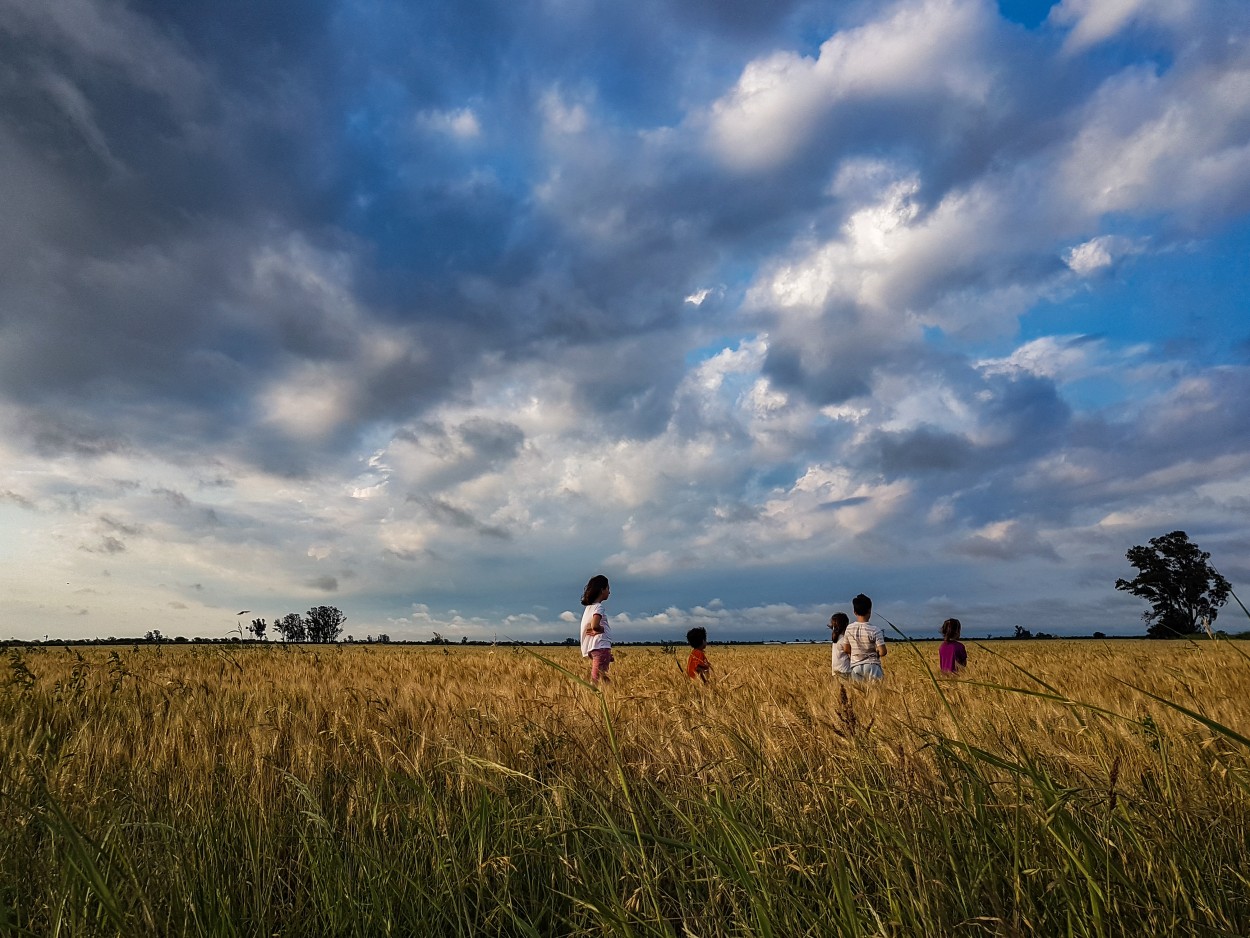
[997, 1, 1057, 29]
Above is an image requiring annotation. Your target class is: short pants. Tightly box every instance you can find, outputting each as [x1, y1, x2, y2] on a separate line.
[589, 648, 614, 682]
[850, 661, 884, 681]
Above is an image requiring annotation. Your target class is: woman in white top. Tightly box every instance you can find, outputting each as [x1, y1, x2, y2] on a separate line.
[579, 574, 613, 684]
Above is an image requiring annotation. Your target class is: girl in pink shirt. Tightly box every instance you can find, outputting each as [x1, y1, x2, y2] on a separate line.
[939, 617, 967, 673]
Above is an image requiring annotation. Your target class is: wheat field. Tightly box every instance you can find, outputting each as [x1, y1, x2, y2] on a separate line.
[2, 638, 1248, 936]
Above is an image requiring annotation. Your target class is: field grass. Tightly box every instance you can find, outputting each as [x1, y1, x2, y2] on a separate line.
[2, 638, 1249, 936]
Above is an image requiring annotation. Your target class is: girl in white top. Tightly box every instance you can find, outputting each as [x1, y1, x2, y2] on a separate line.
[579, 574, 613, 684]
[829, 612, 852, 676]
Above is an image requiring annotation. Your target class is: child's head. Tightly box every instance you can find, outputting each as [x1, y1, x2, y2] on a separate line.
[686, 626, 707, 649]
[581, 574, 610, 606]
[852, 593, 872, 618]
[941, 617, 962, 641]
[829, 612, 849, 640]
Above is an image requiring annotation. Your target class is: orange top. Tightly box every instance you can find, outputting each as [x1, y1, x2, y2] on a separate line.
[686, 648, 710, 679]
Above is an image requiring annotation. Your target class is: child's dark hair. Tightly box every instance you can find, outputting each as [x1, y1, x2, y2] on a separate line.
[686, 626, 707, 648]
[581, 574, 610, 606]
[852, 593, 872, 617]
[829, 612, 849, 640]
[941, 617, 962, 641]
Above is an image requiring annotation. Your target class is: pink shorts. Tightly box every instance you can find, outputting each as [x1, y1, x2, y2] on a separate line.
[589, 648, 614, 682]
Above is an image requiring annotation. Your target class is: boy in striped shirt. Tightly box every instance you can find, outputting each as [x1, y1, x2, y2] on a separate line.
[839, 593, 887, 680]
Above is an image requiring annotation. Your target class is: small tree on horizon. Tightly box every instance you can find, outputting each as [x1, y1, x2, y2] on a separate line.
[248, 617, 267, 641]
[1115, 530, 1231, 638]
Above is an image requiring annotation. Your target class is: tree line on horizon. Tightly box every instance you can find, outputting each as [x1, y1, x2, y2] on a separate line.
[3, 531, 1242, 647]
[245, 606, 348, 643]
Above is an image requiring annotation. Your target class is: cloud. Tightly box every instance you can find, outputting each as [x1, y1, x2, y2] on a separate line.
[0, 0, 207, 109]
[978, 335, 1103, 381]
[0, 0, 1247, 642]
[956, 520, 1060, 561]
[1051, 0, 1197, 54]
[416, 107, 482, 140]
[706, 0, 996, 171]
[1058, 58, 1250, 224]
[1064, 235, 1143, 275]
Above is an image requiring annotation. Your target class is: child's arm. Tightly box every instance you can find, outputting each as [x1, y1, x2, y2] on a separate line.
[583, 613, 604, 636]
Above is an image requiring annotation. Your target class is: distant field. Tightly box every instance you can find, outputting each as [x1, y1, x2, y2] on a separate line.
[2, 640, 1248, 936]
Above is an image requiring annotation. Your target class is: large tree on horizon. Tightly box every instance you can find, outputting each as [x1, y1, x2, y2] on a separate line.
[304, 605, 346, 644]
[1115, 531, 1231, 638]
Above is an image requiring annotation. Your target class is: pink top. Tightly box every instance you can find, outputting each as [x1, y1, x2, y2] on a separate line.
[939, 640, 967, 673]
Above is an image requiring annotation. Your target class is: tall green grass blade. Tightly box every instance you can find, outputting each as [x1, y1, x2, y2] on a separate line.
[39, 793, 130, 933]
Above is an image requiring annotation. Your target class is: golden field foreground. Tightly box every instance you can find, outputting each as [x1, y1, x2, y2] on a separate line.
[2, 639, 1249, 937]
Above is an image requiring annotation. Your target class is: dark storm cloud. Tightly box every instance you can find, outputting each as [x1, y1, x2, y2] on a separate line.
[955, 523, 1060, 561]
[19, 412, 132, 459]
[391, 417, 526, 490]
[875, 427, 974, 475]
[82, 535, 127, 554]
[0, 1, 475, 456]
[978, 372, 1071, 456]
[0, 0, 803, 469]
[457, 418, 525, 462]
[408, 495, 511, 540]
[0, 0, 1030, 457]
[565, 335, 689, 439]
[307, 575, 339, 593]
[0, 0, 1244, 471]
[761, 336, 874, 406]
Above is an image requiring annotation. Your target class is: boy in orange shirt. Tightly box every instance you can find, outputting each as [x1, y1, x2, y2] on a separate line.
[686, 626, 712, 682]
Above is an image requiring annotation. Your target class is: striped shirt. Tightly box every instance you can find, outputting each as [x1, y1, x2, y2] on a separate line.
[843, 620, 885, 666]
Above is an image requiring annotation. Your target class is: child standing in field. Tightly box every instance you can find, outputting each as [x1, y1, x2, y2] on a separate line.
[939, 617, 967, 674]
[579, 574, 613, 685]
[829, 612, 851, 677]
[686, 626, 712, 682]
[840, 593, 887, 681]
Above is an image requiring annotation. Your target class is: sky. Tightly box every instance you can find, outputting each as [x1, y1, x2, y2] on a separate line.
[1, 0, 1249, 643]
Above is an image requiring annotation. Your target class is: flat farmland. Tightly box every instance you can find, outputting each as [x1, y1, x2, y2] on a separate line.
[2, 640, 1248, 936]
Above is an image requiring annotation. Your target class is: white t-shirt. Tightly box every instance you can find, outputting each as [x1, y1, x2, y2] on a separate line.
[842, 620, 885, 666]
[580, 602, 611, 656]
[832, 639, 851, 675]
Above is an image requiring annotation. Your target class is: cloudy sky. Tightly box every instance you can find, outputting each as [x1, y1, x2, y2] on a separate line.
[2, 0, 1248, 643]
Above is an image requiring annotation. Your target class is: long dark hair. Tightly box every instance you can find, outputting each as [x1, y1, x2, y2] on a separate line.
[581, 574, 610, 606]
[829, 612, 849, 641]
[941, 617, 962, 641]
